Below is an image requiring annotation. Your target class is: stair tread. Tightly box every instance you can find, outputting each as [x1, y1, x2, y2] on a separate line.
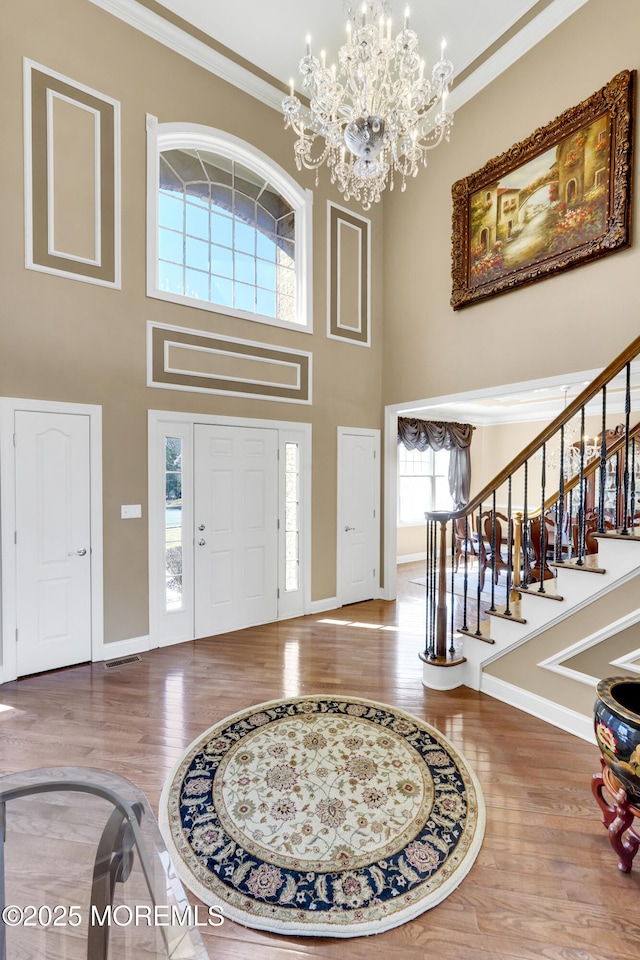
[549, 555, 606, 574]
[484, 596, 526, 623]
[458, 621, 494, 644]
[517, 580, 564, 601]
[593, 528, 640, 542]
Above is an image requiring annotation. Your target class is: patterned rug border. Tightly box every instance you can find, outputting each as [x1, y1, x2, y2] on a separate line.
[159, 694, 486, 939]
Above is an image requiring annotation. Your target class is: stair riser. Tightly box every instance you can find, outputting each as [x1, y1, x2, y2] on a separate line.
[446, 538, 640, 692]
[596, 537, 640, 571]
[488, 548, 640, 645]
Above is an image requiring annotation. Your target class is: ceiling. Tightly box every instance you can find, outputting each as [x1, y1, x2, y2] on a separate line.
[151, 0, 541, 89]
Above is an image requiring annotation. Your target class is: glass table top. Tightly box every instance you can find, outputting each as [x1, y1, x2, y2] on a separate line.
[0, 766, 211, 960]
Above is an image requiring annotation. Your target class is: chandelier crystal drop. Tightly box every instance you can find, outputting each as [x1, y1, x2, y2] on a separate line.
[282, 1, 454, 209]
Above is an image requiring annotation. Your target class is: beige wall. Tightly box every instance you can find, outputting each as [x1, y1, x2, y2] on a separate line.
[397, 525, 426, 559]
[382, 0, 640, 409]
[563, 622, 640, 678]
[1, 0, 384, 643]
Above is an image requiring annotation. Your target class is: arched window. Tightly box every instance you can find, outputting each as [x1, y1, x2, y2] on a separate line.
[147, 119, 313, 331]
[566, 179, 577, 205]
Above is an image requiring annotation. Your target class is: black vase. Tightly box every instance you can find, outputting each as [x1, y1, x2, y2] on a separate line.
[594, 677, 640, 806]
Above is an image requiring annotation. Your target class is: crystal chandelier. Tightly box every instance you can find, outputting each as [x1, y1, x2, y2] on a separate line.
[282, 1, 454, 209]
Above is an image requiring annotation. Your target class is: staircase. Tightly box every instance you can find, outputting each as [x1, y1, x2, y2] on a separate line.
[421, 336, 640, 738]
[460, 530, 640, 688]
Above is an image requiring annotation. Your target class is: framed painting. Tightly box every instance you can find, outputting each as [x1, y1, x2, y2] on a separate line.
[451, 70, 635, 310]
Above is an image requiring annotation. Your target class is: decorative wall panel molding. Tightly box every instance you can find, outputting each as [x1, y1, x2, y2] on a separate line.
[147, 322, 312, 404]
[327, 202, 370, 347]
[23, 59, 121, 287]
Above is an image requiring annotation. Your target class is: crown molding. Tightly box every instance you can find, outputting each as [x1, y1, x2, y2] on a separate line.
[88, 0, 284, 111]
[449, 0, 590, 113]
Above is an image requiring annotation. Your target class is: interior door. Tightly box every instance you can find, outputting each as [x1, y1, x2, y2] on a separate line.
[194, 423, 278, 637]
[14, 410, 92, 676]
[340, 430, 379, 605]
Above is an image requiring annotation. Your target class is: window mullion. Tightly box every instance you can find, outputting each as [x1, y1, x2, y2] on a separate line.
[151, 128, 309, 330]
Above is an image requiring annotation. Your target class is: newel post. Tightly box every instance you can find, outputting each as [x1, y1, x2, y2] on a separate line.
[421, 510, 467, 690]
[435, 515, 449, 659]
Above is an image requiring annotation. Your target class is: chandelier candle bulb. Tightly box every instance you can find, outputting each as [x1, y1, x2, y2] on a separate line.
[441, 37, 446, 59]
[404, 6, 410, 31]
[306, 35, 311, 56]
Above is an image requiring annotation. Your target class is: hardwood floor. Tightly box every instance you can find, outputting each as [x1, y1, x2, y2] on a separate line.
[1, 563, 638, 959]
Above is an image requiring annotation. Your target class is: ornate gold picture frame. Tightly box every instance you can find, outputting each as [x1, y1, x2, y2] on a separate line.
[451, 70, 635, 310]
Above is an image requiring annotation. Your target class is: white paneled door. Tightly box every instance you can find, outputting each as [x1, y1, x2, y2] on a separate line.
[339, 430, 379, 605]
[194, 423, 278, 637]
[15, 411, 92, 676]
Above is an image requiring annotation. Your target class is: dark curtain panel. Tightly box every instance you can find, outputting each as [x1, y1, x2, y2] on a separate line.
[397, 417, 473, 509]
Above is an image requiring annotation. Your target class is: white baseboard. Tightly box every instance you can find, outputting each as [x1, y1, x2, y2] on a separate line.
[397, 552, 426, 564]
[97, 635, 151, 662]
[480, 673, 596, 744]
[308, 597, 339, 615]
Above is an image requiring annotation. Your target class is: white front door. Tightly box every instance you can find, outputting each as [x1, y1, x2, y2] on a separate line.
[15, 410, 92, 676]
[339, 429, 379, 605]
[194, 423, 278, 637]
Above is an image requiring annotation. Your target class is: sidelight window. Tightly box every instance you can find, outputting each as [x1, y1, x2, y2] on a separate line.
[165, 437, 183, 611]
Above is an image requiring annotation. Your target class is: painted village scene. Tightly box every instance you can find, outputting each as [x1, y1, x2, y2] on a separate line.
[469, 114, 610, 288]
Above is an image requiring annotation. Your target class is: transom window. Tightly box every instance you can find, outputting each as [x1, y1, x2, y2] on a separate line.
[147, 121, 313, 331]
[159, 149, 295, 322]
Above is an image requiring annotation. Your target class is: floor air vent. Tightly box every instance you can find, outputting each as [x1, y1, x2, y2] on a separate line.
[104, 655, 142, 669]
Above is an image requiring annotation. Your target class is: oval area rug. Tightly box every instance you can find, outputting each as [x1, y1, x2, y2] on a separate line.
[159, 695, 485, 937]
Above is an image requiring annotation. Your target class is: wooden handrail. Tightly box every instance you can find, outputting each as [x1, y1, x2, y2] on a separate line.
[442, 335, 640, 521]
[527, 419, 640, 519]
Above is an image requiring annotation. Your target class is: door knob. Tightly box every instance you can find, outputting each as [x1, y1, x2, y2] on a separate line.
[198, 523, 205, 531]
[69, 548, 87, 556]
[198, 539, 206, 546]
[344, 525, 355, 532]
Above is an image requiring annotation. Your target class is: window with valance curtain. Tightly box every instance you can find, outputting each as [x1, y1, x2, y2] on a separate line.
[397, 418, 473, 510]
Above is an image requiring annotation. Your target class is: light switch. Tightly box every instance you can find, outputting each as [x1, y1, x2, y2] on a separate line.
[121, 504, 142, 519]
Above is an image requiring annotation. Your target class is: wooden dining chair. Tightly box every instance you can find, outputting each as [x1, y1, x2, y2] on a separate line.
[453, 517, 477, 572]
[477, 510, 510, 592]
